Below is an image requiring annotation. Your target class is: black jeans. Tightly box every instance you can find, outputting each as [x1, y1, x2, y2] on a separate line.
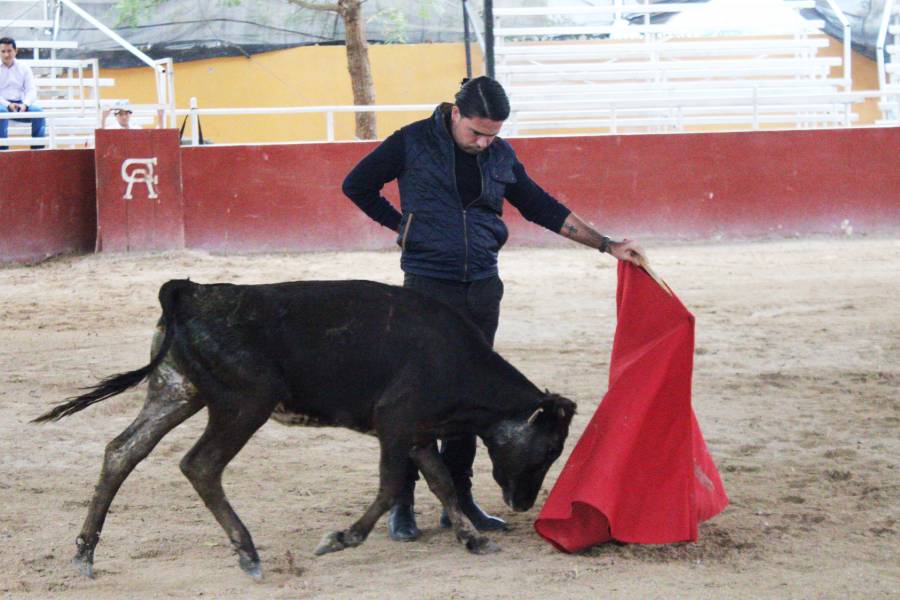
[399, 272, 504, 503]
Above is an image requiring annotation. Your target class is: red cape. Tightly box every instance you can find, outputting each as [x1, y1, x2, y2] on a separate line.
[534, 262, 728, 552]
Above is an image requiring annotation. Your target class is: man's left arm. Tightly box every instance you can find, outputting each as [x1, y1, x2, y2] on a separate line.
[558, 212, 646, 266]
[505, 160, 646, 266]
[22, 64, 37, 108]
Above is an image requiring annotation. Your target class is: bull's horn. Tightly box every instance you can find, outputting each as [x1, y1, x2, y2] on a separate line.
[527, 407, 543, 425]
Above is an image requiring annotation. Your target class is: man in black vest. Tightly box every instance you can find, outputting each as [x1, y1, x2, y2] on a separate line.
[342, 76, 646, 542]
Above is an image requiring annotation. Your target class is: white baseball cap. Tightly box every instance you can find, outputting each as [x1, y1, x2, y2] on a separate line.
[112, 100, 133, 114]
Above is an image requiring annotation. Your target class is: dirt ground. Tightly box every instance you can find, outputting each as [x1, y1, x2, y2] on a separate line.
[1, 238, 897, 599]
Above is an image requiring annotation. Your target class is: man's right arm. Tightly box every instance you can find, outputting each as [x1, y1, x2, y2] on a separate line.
[342, 131, 405, 232]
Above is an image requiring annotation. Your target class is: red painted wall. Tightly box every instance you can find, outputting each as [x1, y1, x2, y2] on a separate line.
[509, 127, 900, 241]
[95, 129, 185, 252]
[182, 143, 400, 252]
[3, 127, 898, 264]
[182, 127, 900, 253]
[0, 149, 96, 264]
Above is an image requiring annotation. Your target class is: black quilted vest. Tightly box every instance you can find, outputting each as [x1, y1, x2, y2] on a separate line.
[396, 104, 518, 281]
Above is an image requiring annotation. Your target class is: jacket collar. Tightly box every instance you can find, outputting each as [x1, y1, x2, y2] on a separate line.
[431, 103, 455, 144]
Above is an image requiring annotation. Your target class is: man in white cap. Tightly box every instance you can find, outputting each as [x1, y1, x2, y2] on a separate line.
[102, 100, 133, 129]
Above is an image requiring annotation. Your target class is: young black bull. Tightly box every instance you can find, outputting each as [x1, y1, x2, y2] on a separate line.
[34, 279, 575, 579]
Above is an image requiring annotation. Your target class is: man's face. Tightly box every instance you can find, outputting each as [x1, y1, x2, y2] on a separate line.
[0, 44, 16, 67]
[115, 110, 131, 128]
[450, 105, 503, 155]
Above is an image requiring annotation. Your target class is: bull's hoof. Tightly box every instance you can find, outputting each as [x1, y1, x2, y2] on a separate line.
[314, 530, 362, 556]
[440, 508, 508, 532]
[72, 554, 94, 579]
[73, 537, 97, 578]
[239, 555, 263, 581]
[465, 535, 501, 555]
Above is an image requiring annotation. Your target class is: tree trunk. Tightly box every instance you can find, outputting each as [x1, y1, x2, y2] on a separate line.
[339, 0, 376, 139]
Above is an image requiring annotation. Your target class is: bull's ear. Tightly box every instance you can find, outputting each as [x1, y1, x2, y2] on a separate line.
[550, 395, 576, 425]
[532, 394, 576, 427]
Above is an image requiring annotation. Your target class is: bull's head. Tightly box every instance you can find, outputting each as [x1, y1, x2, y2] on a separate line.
[483, 393, 576, 512]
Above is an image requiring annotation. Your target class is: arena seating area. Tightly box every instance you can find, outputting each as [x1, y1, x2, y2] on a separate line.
[492, 1, 859, 134]
[1, 2, 157, 149]
[1, 0, 898, 144]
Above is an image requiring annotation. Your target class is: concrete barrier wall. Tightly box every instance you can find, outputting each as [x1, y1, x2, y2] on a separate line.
[3, 127, 898, 263]
[509, 127, 900, 241]
[182, 143, 400, 252]
[0, 149, 96, 264]
[182, 127, 900, 252]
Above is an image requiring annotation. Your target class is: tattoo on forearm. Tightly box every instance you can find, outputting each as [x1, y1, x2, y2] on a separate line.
[564, 224, 579, 236]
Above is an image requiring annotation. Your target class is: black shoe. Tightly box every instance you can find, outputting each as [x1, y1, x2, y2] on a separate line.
[388, 504, 421, 541]
[439, 492, 508, 532]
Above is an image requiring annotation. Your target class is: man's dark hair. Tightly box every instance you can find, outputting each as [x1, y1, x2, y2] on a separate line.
[454, 76, 510, 121]
[0, 37, 16, 49]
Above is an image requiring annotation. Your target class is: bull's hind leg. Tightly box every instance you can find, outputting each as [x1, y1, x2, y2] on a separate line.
[74, 365, 203, 577]
[179, 394, 279, 580]
[411, 445, 500, 555]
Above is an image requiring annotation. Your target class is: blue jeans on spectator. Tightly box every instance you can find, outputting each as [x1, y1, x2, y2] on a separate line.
[1, 102, 46, 150]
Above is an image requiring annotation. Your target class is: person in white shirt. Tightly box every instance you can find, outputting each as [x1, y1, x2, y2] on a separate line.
[102, 100, 165, 130]
[0, 37, 45, 150]
[102, 100, 133, 129]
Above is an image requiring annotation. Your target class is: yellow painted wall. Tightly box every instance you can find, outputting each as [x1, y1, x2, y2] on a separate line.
[101, 39, 879, 142]
[101, 43, 483, 143]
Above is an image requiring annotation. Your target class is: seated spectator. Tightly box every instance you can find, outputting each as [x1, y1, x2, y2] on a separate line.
[0, 36, 46, 150]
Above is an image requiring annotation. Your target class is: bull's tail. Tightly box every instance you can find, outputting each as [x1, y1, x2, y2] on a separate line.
[32, 279, 193, 423]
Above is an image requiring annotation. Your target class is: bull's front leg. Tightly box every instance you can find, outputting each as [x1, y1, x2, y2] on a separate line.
[314, 438, 411, 556]
[410, 445, 501, 555]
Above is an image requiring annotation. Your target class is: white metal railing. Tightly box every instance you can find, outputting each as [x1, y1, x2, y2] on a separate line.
[508, 89, 885, 134]
[493, 22, 828, 38]
[495, 38, 832, 59]
[1, 104, 164, 148]
[5, 90, 890, 149]
[877, 0, 900, 122]
[177, 98, 437, 145]
[493, 1, 817, 17]
[14, 38, 78, 49]
[165, 90, 898, 146]
[497, 57, 841, 78]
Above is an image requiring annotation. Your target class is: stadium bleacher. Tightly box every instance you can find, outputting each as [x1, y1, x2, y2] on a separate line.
[492, 1, 860, 135]
[1, 1, 897, 144]
[1, 0, 158, 149]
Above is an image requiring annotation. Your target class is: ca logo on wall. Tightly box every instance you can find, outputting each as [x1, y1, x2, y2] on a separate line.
[121, 158, 159, 200]
[95, 129, 184, 251]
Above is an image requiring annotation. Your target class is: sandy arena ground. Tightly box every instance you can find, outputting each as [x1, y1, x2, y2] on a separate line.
[1, 238, 898, 599]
